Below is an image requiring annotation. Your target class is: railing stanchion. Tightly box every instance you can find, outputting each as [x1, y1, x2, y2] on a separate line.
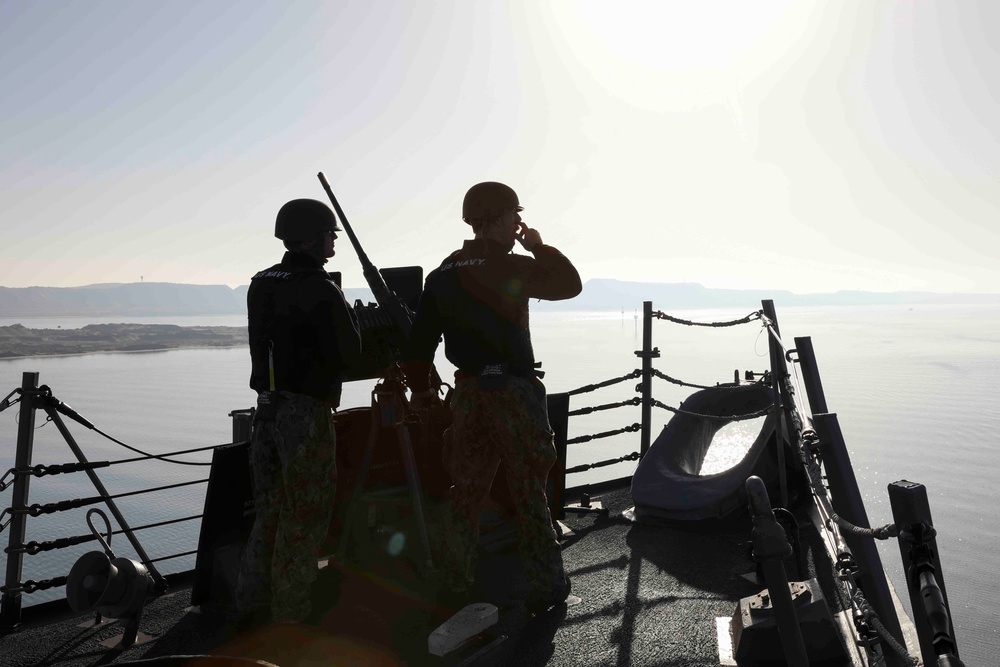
[813, 411, 908, 666]
[635, 301, 659, 458]
[792, 336, 828, 416]
[888, 480, 964, 667]
[1, 373, 39, 632]
[761, 300, 790, 507]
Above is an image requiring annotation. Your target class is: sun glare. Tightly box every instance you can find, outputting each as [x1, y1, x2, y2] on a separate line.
[544, 1, 804, 109]
[578, 2, 790, 67]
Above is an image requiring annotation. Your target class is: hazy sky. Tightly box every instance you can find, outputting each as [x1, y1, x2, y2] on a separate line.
[2, 1, 998, 293]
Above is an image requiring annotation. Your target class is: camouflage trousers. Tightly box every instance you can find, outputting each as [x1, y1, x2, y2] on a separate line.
[439, 374, 567, 601]
[236, 391, 337, 622]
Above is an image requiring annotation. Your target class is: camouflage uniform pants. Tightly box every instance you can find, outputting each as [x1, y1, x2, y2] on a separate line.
[440, 374, 567, 600]
[236, 391, 337, 622]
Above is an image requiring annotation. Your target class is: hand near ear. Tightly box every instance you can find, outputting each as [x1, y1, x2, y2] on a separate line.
[516, 223, 542, 251]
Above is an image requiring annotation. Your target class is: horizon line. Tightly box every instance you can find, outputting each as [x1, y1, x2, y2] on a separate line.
[2, 279, 999, 298]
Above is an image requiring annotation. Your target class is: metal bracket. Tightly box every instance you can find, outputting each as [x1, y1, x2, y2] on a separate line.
[564, 492, 608, 516]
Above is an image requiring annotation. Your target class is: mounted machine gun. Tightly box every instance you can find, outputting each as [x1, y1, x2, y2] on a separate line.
[317, 172, 425, 383]
[316, 172, 451, 519]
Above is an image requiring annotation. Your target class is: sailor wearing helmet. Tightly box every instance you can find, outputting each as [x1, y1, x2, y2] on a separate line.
[403, 182, 581, 613]
[237, 198, 361, 624]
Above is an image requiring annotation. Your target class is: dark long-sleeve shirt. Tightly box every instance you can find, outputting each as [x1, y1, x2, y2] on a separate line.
[403, 239, 582, 392]
[248, 251, 361, 404]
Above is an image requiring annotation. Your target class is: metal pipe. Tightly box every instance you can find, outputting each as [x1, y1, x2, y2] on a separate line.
[745, 475, 809, 667]
[888, 480, 963, 667]
[1, 373, 39, 631]
[813, 412, 907, 666]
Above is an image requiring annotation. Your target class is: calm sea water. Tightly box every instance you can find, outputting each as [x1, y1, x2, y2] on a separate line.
[1, 305, 997, 662]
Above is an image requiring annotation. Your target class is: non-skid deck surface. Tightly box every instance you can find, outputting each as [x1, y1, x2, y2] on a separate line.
[4, 488, 776, 667]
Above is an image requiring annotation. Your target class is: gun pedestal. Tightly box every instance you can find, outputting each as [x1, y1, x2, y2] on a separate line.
[317, 171, 447, 575]
[336, 371, 435, 574]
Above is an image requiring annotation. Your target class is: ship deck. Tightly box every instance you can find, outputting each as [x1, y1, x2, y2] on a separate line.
[3, 484, 847, 667]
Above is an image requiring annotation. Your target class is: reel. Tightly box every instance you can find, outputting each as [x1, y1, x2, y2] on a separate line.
[65, 508, 152, 646]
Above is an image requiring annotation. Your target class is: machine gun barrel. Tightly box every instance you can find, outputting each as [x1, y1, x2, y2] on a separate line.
[317, 172, 444, 391]
[317, 172, 413, 338]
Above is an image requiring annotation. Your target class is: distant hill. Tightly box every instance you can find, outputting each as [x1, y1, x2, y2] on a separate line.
[0, 283, 375, 317]
[1, 279, 998, 318]
[567, 279, 1000, 311]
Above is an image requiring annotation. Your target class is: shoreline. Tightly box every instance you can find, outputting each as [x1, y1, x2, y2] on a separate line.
[0, 342, 247, 362]
[0, 323, 248, 360]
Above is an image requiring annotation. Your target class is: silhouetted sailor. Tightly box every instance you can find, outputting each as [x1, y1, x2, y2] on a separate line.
[403, 182, 581, 613]
[237, 198, 361, 624]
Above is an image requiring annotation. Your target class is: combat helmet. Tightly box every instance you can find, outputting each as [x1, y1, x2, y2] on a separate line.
[274, 199, 341, 241]
[462, 182, 523, 224]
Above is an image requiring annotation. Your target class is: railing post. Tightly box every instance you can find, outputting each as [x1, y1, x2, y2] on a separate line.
[888, 480, 963, 667]
[1, 372, 39, 632]
[761, 300, 789, 507]
[760, 301, 795, 406]
[546, 392, 570, 522]
[792, 336, 828, 416]
[813, 412, 907, 665]
[635, 301, 659, 458]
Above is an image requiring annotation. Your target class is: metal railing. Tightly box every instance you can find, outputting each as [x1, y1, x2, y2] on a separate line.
[0, 373, 219, 631]
[559, 300, 767, 500]
[767, 301, 964, 667]
[0, 301, 967, 666]
[555, 299, 964, 667]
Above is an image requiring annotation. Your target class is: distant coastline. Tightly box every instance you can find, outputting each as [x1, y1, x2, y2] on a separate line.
[0, 323, 247, 359]
[2, 279, 999, 319]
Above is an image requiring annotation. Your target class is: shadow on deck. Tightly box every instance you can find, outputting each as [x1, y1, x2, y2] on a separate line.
[6, 487, 778, 667]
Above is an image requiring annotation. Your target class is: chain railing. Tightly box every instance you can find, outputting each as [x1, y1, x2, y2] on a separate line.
[566, 301, 770, 474]
[775, 308, 964, 667]
[560, 301, 768, 488]
[2, 302, 965, 665]
[559, 300, 963, 666]
[1, 374, 222, 629]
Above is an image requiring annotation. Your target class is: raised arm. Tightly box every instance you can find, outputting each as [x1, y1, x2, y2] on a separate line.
[525, 244, 582, 301]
